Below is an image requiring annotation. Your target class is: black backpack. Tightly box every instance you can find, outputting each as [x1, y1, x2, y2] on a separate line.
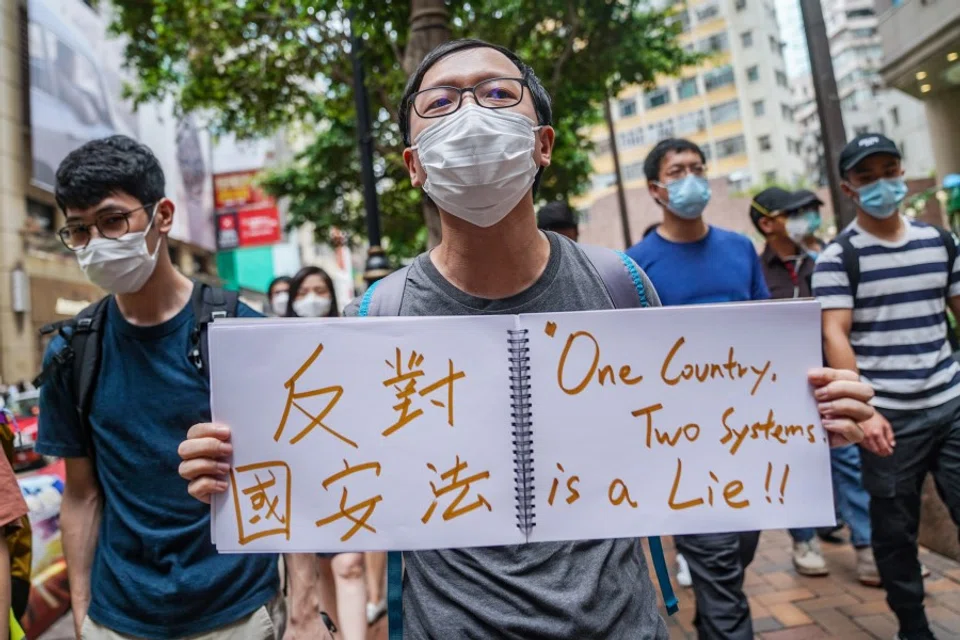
[834, 226, 959, 351]
[34, 282, 239, 461]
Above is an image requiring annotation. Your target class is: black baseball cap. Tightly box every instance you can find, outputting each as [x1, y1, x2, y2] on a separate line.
[792, 189, 823, 209]
[839, 133, 901, 173]
[537, 201, 578, 230]
[750, 187, 808, 219]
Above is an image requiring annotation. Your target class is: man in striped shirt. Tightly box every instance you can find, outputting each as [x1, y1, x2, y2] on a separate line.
[813, 133, 960, 640]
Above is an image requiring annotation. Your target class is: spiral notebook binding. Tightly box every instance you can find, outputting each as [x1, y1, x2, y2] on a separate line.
[508, 328, 534, 539]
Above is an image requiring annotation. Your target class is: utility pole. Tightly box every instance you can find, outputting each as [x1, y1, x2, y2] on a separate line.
[603, 94, 632, 249]
[349, 10, 391, 284]
[799, 0, 857, 230]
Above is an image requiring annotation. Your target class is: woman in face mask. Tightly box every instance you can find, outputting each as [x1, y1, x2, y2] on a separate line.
[285, 267, 339, 319]
[266, 276, 291, 317]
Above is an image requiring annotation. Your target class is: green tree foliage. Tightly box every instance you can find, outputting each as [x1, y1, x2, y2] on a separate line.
[109, 0, 699, 259]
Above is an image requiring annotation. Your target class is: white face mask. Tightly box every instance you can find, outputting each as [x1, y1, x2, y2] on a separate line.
[293, 293, 332, 318]
[785, 217, 809, 244]
[412, 105, 542, 228]
[271, 291, 289, 316]
[77, 204, 161, 294]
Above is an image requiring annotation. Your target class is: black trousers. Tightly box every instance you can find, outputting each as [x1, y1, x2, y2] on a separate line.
[674, 531, 761, 639]
[862, 394, 960, 634]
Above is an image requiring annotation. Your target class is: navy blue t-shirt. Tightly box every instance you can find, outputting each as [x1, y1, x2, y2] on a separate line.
[626, 226, 770, 306]
[37, 293, 278, 639]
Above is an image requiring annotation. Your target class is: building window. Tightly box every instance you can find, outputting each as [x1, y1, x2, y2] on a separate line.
[704, 65, 736, 91]
[591, 173, 616, 192]
[890, 107, 900, 126]
[695, 1, 720, 22]
[617, 126, 645, 149]
[775, 70, 788, 87]
[619, 98, 637, 118]
[592, 138, 611, 156]
[716, 135, 746, 159]
[747, 66, 760, 83]
[780, 103, 793, 121]
[675, 110, 706, 135]
[735, 0, 747, 10]
[758, 135, 772, 151]
[646, 118, 675, 142]
[699, 31, 729, 53]
[764, 170, 778, 184]
[851, 27, 877, 38]
[701, 143, 713, 162]
[740, 31, 753, 48]
[622, 161, 646, 182]
[753, 100, 765, 116]
[677, 77, 699, 100]
[644, 87, 671, 110]
[770, 36, 781, 55]
[846, 8, 875, 19]
[854, 125, 869, 136]
[709, 99, 741, 125]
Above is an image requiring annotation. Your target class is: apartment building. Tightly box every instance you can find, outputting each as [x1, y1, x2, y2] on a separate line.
[783, 0, 934, 185]
[577, 0, 805, 247]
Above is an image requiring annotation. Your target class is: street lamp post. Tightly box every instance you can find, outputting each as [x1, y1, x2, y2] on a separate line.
[349, 11, 392, 285]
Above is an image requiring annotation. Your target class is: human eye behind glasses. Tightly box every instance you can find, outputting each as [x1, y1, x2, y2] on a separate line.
[477, 78, 523, 106]
[97, 211, 130, 237]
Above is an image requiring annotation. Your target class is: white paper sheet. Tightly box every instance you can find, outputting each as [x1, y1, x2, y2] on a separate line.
[522, 301, 833, 543]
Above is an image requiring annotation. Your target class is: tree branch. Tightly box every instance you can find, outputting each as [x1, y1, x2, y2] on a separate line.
[550, 1, 580, 90]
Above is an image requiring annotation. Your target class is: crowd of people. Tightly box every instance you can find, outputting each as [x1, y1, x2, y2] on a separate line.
[0, 36, 947, 640]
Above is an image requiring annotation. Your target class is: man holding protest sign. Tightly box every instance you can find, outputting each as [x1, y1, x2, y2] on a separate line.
[180, 41, 874, 639]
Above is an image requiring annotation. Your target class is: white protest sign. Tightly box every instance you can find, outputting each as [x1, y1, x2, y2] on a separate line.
[210, 301, 834, 553]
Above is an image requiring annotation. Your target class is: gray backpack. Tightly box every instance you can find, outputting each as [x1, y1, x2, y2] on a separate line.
[357, 243, 677, 639]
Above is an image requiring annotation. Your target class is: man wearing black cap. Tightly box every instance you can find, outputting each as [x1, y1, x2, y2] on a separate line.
[536, 201, 579, 241]
[751, 187, 880, 586]
[814, 133, 960, 640]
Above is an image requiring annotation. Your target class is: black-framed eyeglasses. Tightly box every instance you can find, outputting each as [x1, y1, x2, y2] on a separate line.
[409, 77, 528, 119]
[57, 202, 157, 251]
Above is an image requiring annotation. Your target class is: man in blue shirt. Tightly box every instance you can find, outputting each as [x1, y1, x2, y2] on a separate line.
[627, 138, 769, 639]
[36, 136, 330, 640]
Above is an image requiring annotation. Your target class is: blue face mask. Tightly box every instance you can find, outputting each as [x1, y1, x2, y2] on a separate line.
[853, 177, 908, 219]
[658, 175, 712, 219]
[801, 210, 821, 234]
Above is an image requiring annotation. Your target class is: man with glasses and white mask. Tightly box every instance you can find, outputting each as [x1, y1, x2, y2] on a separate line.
[36, 136, 331, 640]
[179, 41, 874, 639]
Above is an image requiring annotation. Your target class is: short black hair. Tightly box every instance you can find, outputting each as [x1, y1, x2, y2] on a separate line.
[537, 201, 577, 231]
[267, 276, 291, 298]
[285, 266, 339, 318]
[398, 39, 553, 194]
[643, 139, 706, 183]
[55, 135, 165, 212]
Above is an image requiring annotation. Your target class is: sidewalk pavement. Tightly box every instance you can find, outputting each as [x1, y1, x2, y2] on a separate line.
[654, 529, 960, 639]
[38, 528, 960, 640]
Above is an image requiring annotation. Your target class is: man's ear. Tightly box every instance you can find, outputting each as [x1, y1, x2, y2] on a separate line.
[649, 183, 667, 206]
[403, 147, 424, 188]
[757, 216, 775, 235]
[840, 181, 858, 201]
[535, 126, 555, 168]
[154, 198, 175, 235]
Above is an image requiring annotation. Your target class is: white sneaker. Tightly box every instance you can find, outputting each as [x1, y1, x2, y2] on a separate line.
[793, 539, 829, 576]
[676, 553, 692, 587]
[366, 599, 386, 624]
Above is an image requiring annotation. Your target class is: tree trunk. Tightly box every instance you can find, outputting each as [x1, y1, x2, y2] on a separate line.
[404, 0, 450, 248]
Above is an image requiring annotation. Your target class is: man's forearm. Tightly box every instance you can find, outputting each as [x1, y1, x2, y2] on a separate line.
[285, 553, 321, 626]
[61, 490, 102, 630]
[824, 330, 858, 372]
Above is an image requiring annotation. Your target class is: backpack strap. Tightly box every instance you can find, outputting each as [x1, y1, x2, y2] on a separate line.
[357, 270, 410, 640]
[71, 296, 112, 461]
[935, 226, 958, 296]
[359, 267, 411, 317]
[189, 282, 240, 377]
[578, 244, 648, 308]
[835, 234, 860, 300]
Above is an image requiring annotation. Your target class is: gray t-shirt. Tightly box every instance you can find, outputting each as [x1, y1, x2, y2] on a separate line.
[345, 232, 668, 639]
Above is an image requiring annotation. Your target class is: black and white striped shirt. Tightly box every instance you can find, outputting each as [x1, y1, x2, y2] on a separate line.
[812, 219, 960, 410]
